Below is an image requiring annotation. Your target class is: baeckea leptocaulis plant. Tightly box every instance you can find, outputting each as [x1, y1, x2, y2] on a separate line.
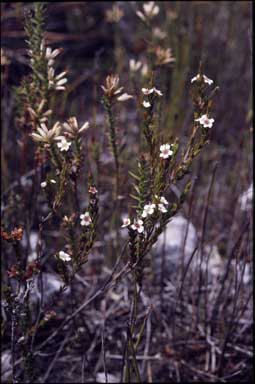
[1, 2, 220, 383]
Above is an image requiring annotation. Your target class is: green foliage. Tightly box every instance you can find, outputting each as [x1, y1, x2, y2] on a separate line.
[130, 155, 151, 214]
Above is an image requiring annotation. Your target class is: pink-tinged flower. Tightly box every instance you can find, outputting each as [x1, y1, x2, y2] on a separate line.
[159, 143, 173, 159]
[191, 74, 213, 85]
[121, 217, 131, 228]
[158, 203, 167, 213]
[142, 203, 156, 218]
[58, 251, 71, 262]
[80, 212, 92, 226]
[143, 100, 151, 108]
[88, 186, 98, 194]
[195, 114, 214, 128]
[131, 219, 144, 233]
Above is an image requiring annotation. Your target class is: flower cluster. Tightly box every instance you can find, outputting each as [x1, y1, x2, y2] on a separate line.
[31, 121, 62, 144]
[28, 40, 68, 91]
[121, 217, 144, 233]
[136, 2, 159, 21]
[141, 86, 163, 109]
[43, 42, 67, 91]
[1, 227, 23, 242]
[63, 117, 89, 138]
[159, 143, 173, 159]
[101, 74, 133, 101]
[121, 195, 168, 233]
[142, 203, 156, 218]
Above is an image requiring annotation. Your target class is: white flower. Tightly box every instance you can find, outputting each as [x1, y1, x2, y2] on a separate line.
[137, 2, 159, 21]
[80, 212, 92, 226]
[41, 181, 47, 188]
[142, 87, 154, 95]
[143, 2, 159, 17]
[131, 219, 144, 233]
[191, 74, 213, 85]
[117, 93, 133, 102]
[203, 75, 214, 85]
[50, 179, 56, 184]
[142, 203, 156, 218]
[158, 203, 167, 213]
[160, 143, 173, 159]
[57, 138, 72, 152]
[121, 217, 131, 228]
[195, 114, 215, 128]
[143, 100, 151, 108]
[129, 59, 142, 72]
[58, 250, 71, 262]
[160, 196, 168, 205]
[142, 87, 163, 96]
